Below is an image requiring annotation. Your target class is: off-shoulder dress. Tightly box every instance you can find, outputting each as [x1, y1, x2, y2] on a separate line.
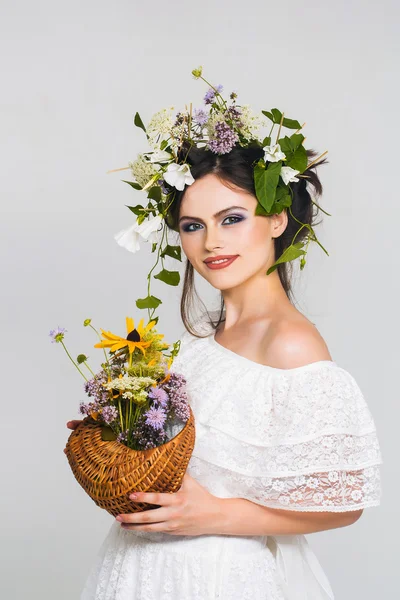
[80, 312, 383, 600]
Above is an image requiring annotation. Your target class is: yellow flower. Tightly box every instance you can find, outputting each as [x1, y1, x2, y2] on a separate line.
[94, 317, 160, 356]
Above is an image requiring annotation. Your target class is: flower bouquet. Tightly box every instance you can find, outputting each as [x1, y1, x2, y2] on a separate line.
[53, 316, 195, 517]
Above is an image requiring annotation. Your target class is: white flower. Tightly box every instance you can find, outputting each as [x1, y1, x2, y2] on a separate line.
[239, 104, 268, 139]
[146, 106, 175, 150]
[163, 162, 194, 191]
[129, 153, 159, 187]
[263, 143, 286, 162]
[114, 213, 164, 254]
[143, 149, 173, 164]
[280, 166, 300, 185]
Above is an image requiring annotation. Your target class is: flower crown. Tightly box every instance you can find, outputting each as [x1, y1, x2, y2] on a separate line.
[110, 66, 330, 324]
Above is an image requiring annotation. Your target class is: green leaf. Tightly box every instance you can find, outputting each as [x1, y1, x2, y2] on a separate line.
[262, 108, 283, 124]
[261, 110, 274, 123]
[274, 186, 292, 208]
[266, 242, 306, 275]
[147, 185, 162, 202]
[136, 295, 162, 309]
[127, 204, 145, 216]
[278, 136, 292, 155]
[261, 136, 271, 147]
[285, 145, 308, 172]
[271, 108, 283, 123]
[288, 133, 305, 150]
[160, 140, 168, 150]
[136, 213, 147, 225]
[255, 197, 289, 217]
[160, 244, 182, 261]
[134, 112, 146, 133]
[255, 202, 270, 217]
[101, 426, 117, 441]
[122, 179, 142, 191]
[278, 134, 307, 172]
[154, 268, 180, 286]
[254, 161, 282, 212]
[282, 117, 301, 130]
[262, 110, 301, 130]
[151, 242, 158, 253]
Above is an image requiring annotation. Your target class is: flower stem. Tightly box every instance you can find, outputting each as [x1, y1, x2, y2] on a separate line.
[60, 341, 89, 381]
[83, 362, 96, 377]
[89, 324, 112, 377]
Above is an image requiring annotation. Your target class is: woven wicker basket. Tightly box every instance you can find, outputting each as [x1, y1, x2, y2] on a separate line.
[64, 406, 196, 517]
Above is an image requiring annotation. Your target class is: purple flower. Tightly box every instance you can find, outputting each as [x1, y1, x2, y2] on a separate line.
[203, 84, 223, 105]
[117, 429, 129, 443]
[226, 105, 243, 123]
[49, 326, 67, 343]
[144, 406, 167, 430]
[193, 108, 209, 126]
[79, 399, 101, 416]
[84, 371, 110, 405]
[148, 386, 169, 408]
[162, 372, 190, 422]
[101, 405, 118, 424]
[157, 178, 170, 195]
[131, 415, 168, 449]
[207, 121, 239, 155]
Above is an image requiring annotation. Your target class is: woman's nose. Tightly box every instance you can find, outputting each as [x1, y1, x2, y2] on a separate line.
[204, 228, 224, 251]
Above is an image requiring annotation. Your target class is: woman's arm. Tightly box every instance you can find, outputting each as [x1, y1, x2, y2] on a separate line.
[209, 497, 363, 536]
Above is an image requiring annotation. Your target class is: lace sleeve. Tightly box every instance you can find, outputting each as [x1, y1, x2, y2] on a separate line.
[236, 366, 383, 513]
[192, 360, 384, 514]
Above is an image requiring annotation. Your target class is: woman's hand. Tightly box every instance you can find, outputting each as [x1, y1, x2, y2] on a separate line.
[64, 420, 83, 454]
[115, 472, 224, 536]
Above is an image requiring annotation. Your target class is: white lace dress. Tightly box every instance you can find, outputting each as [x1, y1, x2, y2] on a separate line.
[80, 314, 383, 600]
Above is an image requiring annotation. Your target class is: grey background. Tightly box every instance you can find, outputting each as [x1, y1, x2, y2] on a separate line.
[1, 0, 398, 598]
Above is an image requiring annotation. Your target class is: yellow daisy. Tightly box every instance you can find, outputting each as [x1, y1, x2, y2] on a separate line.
[94, 317, 161, 356]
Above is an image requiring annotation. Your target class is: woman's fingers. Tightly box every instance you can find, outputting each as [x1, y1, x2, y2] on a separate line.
[66, 420, 83, 430]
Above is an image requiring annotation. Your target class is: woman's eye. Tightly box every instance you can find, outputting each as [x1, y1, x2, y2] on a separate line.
[182, 215, 243, 233]
[224, 216, 243, 225]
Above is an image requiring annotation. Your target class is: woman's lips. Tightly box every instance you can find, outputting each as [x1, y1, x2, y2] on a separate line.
[204, 256, 239, 270]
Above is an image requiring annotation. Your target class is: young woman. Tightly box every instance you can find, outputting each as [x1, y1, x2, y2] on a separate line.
[69, 143, 382, 599]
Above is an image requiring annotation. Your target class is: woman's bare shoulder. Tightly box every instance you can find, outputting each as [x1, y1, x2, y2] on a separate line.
[263, 313, 332, 370]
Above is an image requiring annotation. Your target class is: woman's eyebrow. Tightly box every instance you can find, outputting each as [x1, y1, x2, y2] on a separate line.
[179, 205, 248, 224]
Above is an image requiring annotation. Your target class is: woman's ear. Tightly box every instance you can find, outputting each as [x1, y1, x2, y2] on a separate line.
[270, 209, 288, 239]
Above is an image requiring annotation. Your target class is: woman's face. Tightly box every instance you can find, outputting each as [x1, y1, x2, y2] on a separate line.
[178, 173, 286, 290]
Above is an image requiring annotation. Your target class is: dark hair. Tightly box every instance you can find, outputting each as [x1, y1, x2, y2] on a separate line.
[164, 141, 328, 337]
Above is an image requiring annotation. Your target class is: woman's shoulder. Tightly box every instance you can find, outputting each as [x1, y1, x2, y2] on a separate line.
[263, 313, 332, 369]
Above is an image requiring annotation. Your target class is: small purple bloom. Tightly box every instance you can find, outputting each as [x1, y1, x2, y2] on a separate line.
[101, 405, 118, 424]
[117, 430, 129, 443]
[207, 121, 239, 155]
[148, 386, 169, 408]
[49, 326, 67, 343]
[226, 106, 242, 122]
[157, 178, 170, 195]
[162, 372, 190, 422]
[204, 84, 223, 105]
[193, 108, 209, 126]
[144, 405, 167, 430]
